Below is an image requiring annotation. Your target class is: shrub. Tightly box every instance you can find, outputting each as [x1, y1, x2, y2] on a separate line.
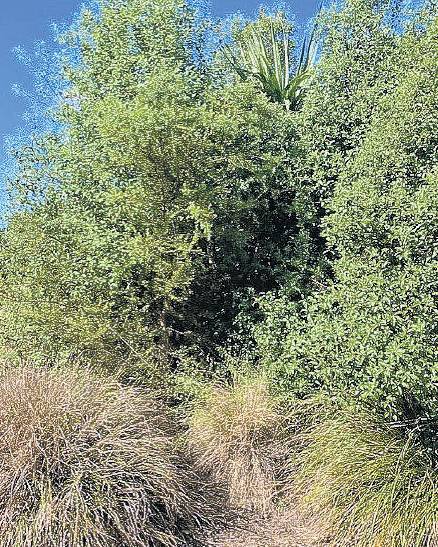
[297, 0, 402, 204]
[187, 378, 291, 515]
[258, 10, 438, 420]
[0, 0, 319, 373]
[297, 409, 438, 547]
[0, 365, 222, 546]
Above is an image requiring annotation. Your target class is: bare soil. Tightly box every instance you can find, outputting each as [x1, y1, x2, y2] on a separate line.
[210, 508, 328, 547]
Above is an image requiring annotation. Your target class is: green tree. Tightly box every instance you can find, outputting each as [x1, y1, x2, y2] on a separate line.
[298, 0, 402, 204]
[1, 1, 214, 369]
[259, 11, 438, 423]
[0, 0, 317, 377]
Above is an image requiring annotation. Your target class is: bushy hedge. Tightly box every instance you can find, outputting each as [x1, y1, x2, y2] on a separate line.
[257, 6, 438, 422]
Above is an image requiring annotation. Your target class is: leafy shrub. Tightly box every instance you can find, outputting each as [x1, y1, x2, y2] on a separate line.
[258, 9, 438, 420]
[187, 378, 292, 515]
[0, 0, 320, 373]
[297, 0, 402, 204]
[297, 409, 438, 547]
[0, 365, 222, 546]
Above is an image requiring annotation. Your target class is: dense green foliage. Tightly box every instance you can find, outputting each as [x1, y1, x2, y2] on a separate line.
[298, 0, 401, 203]
[0, 0, 437, 544]
[1, 0, 436, 417]
[0, 0, 318, 372]
[256, 2, 438, 423]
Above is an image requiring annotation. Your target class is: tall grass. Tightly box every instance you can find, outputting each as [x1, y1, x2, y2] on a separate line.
[296, 409, 438, 547]
[187, 378, 292, 515]
[0, 365, 222, 546]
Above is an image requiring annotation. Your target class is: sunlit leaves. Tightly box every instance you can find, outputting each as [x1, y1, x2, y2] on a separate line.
[225, 10, 319, 111]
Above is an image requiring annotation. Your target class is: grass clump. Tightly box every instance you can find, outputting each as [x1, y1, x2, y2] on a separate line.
[297, 408, 438, 547]
[0, 364, 222, 547]
[187, 378, 291, 515]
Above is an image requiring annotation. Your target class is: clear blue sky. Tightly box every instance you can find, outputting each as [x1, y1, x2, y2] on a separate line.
[0, 0, 319, 161]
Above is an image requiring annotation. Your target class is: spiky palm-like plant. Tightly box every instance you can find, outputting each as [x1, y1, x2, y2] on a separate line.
[227, 13, 319, 111]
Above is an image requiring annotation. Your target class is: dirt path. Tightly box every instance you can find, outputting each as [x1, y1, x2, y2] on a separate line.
[210, 509, 328, 547]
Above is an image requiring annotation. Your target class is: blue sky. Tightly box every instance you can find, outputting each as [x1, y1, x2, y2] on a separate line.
[0, 0, 319, 163]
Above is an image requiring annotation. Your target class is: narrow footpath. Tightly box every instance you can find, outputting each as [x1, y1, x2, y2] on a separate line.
[211, 509, 328, 547]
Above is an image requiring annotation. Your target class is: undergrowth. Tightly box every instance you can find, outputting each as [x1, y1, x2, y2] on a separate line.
[0, 365, 223, 547]
[187, 378, 293, 515]
[296, 409, 438, 547]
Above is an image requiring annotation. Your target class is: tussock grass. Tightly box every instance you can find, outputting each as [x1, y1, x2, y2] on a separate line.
[296, 409, 438, 547]
[187, 378, 292, 515]
[0, 365, 222, 546]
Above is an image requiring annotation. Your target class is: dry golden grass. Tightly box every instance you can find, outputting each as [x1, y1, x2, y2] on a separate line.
[187, 378, 292, 515]
[0, 364, 222, 546]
